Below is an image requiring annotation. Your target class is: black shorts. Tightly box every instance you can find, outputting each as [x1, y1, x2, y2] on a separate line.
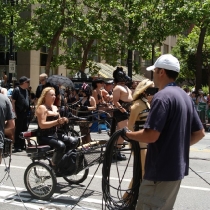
[113, 110, 129, 123]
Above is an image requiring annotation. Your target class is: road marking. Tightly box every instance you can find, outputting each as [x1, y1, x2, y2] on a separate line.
[180, 185, 210, 191]
[1, 164, 210, 185]
[190, 147, 210, 152]
[195, 171, 210, 174]
[1, 164, 210, 197]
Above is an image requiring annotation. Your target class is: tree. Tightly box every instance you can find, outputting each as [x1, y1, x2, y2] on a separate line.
[13, 0, 210, 83]
[162, 0, 210, 91]
[172, 26, 210, 92]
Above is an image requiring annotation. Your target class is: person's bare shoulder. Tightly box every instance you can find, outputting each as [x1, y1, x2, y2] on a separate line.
[36, 104, 46, 113]
[113, 85, 122, 91]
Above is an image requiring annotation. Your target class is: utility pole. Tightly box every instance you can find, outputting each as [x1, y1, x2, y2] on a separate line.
[9, 0, 15, 84]
[127, 1, 132, 79]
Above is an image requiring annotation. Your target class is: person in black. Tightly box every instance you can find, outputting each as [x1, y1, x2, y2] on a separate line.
[68, 88, 79, 104]
[35, 73, 60, 106]
[11, 76, 30, 152]
[78, 83, 96, 144]
[36, 87, 78, 166]
[112, 67, 132, 160]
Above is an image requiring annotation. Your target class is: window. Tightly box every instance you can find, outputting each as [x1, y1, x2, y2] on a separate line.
[163, 44, 169, 54]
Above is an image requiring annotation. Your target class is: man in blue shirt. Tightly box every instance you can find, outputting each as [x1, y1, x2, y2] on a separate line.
[0, 94, 15, 164]
[123, 54, 205, 210]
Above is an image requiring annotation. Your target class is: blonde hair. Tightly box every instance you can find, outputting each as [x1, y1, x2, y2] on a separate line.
[36, 87, 55, 110]
[39, 73, 48, 79]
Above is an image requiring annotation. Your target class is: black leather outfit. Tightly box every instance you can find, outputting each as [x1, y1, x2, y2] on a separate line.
[37, 108, 73, 165]
[78, 97, 92, 117]
[77, 97, 92, 144]
[113, 99, 132, 123]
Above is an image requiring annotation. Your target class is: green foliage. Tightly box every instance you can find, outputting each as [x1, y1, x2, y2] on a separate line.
[202, 85, 209, 95]
[86, 61, 101, 76]
[172, 26, 210, 87]
[2, 0, 210, 79]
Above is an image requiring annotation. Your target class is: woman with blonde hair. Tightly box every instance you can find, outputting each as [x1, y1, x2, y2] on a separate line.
[128, 79, 154, 176]
[123, 79, 155, 199]
[36, 87, 78, 167]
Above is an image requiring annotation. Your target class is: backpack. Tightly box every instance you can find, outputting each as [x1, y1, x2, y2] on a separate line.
[57, 149, 77, 176]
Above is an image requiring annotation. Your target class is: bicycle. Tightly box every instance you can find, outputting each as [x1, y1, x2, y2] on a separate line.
[20, 126, 107, 200]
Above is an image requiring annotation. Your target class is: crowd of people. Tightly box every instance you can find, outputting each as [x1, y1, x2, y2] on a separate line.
[0, 53, 205, 209]
[184, 88, 210, 124]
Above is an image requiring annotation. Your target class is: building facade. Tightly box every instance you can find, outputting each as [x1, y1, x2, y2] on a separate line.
[0, 35, 177, 90]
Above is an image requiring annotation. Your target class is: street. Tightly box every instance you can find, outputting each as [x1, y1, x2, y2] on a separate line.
[0, 124, 210, 210]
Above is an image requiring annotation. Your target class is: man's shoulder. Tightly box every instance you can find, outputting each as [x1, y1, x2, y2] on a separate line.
[12, 87, 19, 93]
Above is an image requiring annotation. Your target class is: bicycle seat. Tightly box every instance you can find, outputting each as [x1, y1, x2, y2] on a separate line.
[20, 129, 51, 154]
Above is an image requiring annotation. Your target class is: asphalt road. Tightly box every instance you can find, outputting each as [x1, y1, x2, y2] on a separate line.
[0, 124, 209, 210]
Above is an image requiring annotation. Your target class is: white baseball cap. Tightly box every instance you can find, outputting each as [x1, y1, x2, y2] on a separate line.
[146, 54, 180, 73]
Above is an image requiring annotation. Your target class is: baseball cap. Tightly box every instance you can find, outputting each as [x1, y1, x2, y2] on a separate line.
[146, 54, 180, 73]
[19, 76, 30, 84]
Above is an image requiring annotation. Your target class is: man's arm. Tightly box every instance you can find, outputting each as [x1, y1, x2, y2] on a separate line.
[190, 129, 205, 146]
[5, 119, 15, 130]
[126, 128, 160, 143]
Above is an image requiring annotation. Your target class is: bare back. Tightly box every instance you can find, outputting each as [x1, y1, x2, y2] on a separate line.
[113, 84, 133, 106]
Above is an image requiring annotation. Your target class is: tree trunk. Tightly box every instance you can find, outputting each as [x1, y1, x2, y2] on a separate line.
[80, 40, 95, 72]
[45, 0, 65, 75]
[45, 27, 63, 75]
[208, 69, 210, 94]
[195, 27, 206, 91]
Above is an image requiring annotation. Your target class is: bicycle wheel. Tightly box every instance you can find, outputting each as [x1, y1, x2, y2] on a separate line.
[63, 158, 89, 184]
[24, 162, 57, 200]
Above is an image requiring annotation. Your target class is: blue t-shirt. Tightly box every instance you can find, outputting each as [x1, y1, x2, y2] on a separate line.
[144, 86, 203, 181]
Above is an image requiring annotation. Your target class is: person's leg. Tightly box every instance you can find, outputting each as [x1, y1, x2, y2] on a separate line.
[39, 137, 66, 165]
[58, 134, 79, 151]
[112, 119, 128, 161]
[20, 117, 29, 150]
[14, 117, 23, 151]
[116, 119, 128, 147]
[136, 179, 181, 210]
